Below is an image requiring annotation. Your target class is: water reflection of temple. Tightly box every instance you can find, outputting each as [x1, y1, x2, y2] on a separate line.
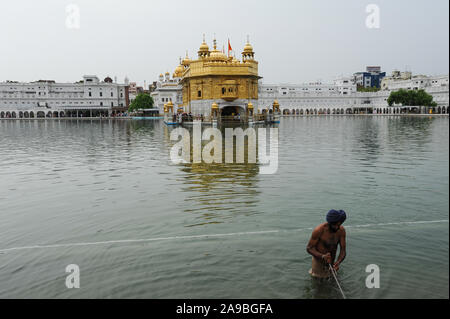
[162, 125, 263, 226]
[179, 162, 261, 227]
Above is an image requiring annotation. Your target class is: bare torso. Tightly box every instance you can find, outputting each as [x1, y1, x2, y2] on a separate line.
[307, 223, 346, 263]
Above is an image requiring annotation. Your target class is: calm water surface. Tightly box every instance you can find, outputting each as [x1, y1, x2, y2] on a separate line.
[0, 116, 448, 299]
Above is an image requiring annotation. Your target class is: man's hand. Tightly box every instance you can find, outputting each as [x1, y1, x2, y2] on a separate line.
[333, 262, 340, 272]
[322, 253, 332, 264]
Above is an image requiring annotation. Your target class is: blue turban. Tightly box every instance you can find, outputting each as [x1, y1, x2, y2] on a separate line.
[327, 209, 347, 224]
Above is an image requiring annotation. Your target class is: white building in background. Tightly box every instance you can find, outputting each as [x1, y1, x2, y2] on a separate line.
[381, 72, 449, 91]
[0, 75, 129, 118]
[258, 74, 449, 115]
[150, 72, 182, 114]
[127, 78, 138, 103]
[259, 79, 366, 114]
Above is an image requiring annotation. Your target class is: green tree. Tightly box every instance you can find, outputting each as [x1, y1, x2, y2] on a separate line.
[128, 93, 154, 112]
[387, 89, 436, 107]
[357, 86, 380, 92]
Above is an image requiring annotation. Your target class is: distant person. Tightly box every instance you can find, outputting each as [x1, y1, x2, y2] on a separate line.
[306, 210, 347, 278]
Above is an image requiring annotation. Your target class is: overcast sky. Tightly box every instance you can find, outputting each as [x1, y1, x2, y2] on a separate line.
[1, 0, 448, 85]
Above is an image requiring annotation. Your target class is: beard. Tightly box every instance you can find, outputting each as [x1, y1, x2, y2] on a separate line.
[328, 224, 339, 233]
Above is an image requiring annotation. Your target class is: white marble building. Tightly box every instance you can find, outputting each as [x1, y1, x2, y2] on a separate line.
[258, 74, 449, 115]
[0, 75, 129, 118]
[150, 72, 183, 114]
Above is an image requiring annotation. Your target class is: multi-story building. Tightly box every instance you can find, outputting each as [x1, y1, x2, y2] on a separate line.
[380, 70, 412, 90]
[353, 66, 386, 89]
[381, 72, 449, 91]
[0, 75, 129, 118]
[150, 72, 183, 115]
[258, 73, 448, 115]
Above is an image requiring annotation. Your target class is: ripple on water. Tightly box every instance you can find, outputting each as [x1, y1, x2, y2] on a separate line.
[0, 117, 448, 298]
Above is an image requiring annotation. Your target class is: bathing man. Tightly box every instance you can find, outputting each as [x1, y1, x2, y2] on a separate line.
[306, 210, 347, 278]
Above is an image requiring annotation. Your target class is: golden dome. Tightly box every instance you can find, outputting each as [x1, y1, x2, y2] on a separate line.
[273, 100, 280, 107]
[174, 64, 183, 77]
[209, 49, 227, 61]
[165, 71, 170, 75]
[182, 53, 191, 66]
[211, 102, 219, 109]
[199, 35, 209, 52]
[243, 42, 254, 53]
[167, 100, 173, 106]
[247, 102, 254, 109]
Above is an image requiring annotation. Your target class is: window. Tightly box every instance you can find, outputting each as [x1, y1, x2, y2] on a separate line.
[89, 92, 92, 97]
[111, 92, 113, 97]
[222, 88, 226, 94]
[198, 90, 202, 98]
[100, 92, 103, 97]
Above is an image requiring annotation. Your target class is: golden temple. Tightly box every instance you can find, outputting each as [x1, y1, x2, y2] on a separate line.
[178, 36, 260, 118]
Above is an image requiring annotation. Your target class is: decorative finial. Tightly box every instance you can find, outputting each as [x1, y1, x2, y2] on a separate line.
[247, 35, 250, 43]
[185, 50, 189, 58]
[213, 37, 217, 50]
[203, 33, 206, 43]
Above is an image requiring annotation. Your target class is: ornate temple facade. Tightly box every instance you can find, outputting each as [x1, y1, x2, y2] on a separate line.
[179, 37, 261, 118]
[154, 36, 263, 123]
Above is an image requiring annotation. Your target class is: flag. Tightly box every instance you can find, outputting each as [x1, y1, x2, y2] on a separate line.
[228, 39, 233, 57]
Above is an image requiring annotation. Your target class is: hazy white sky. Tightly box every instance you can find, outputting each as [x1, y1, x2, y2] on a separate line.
[1, 0, 448, 85]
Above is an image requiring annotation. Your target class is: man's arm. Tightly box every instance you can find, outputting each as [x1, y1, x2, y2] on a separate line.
[334, 227, 347, 270]
[307, 226, 331, 263]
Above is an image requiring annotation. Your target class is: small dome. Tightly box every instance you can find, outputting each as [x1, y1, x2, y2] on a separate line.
[199, 40, 209, 52]
[243, 42, 254, 52]
[174, 64, 183, 75]
[211, 102, 219, 109]
[273, 100, 280, 108]
[247, 102, 254, 109]
[165, 71, 170, 75]
[209, 49, 227, 61]
[182, 56, 191, 66]
[159, 73, 163, 77]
